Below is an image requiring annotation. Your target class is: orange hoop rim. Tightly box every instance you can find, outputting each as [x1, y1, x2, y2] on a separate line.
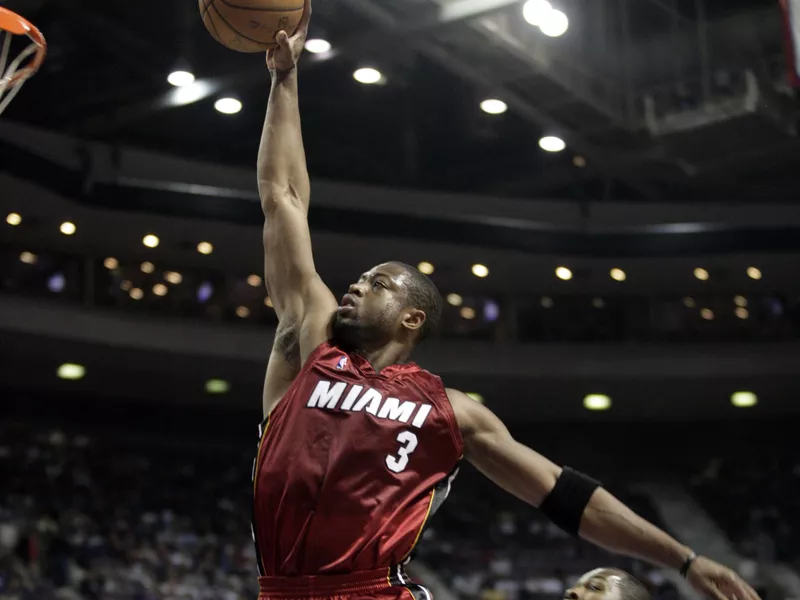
[0, 6, 47, 86]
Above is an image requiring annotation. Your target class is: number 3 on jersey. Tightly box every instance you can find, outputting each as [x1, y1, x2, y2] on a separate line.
[386, 431, 418, 473]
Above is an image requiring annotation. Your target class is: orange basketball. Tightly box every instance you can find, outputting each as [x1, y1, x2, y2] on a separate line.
[199, 0, 304, 53]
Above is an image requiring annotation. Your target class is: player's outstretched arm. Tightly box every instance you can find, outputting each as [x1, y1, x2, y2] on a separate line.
[257, 0, 336, 358]
[446, 388, 760, 600]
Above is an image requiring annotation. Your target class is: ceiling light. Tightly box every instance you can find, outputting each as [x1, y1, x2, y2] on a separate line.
[584, 394, 611, 411]
[247, 274, 262, 287]
[215, 97, 242, 114]
[735, 307, 749, 320]
[555, 266, 572, 280]
[143, 234, 159, 248]
[59, 221, 76, 235]
[197, 282, 213, 303]
[417, 261, 434, 275]
[353, 67, 382, 84]
[19, 251, 37, 264]
[104, 257, 118, 270]
[522, 0, 552, 26]
[701, 308, 714, 320]
[6, 212, 22, 226]
[540, 296, 554, 308]
[746, 266, 762, 280]
[460, 307, 476, 320]
[57, 363, 85, 381]
[540, 8, 569, 37]
[539, 136, 566, 152]
[734, 295, 747, 307]
[140, 261, 155, 274]
[466, 393, 484, 404]
[167, 70, 195, 87]
[305, 38, 331, 54]
[471, 264, 489, 278]
[480, 99, 507, 115]
[236, 306, 250, 318]
[206, 379, 230, 394]
[264, 296, 273, 308]
[153, 283, 168, 297]
[683, 296, 696, 308]
[130, 288, 144, 300]
[47, 273, 66, 293]
[165, 271, 183, 284]
[446, 293, 463, 307]
[731, 391, 757, 408]
[197, 241, 214, 255]
[610, 268, 626, 282]
[483, 300, 500, 322]
[694, 267, 709, 281]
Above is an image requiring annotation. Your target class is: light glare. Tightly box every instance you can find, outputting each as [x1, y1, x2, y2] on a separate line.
[57, 363, 85, 381]
[206, 379, 230, 394]
[353, 67, 382, 84]
[460, 307, 476, 320]
[215, 97, 242, 114]
[143, 234, 159, 248]
[480, 99, 507, 115]
[153, 283, 168, 296]
[447, 293, 463, 307]
[417, 261, 435, 275]
[248, 274, 263, 287]
[6, 212, 22, 226]
[694, 267, 709, 281]
[746, 266, 762, 280]
[555, 266, 572, 280]
[539, 136, 566, 152]
[104, 257, 118, 270]
[731, 391, 757, 408]
[471, 264, 489, 278]
[165, 271, 183, 284]
[540, 9, 569, 37]
[60, 221, 76, 235]
[140, 261, 155, 274]
[584, 394, 611, 411]
[168, 70, 195, 87]
[522, 0, 552, 25]
[197, 241, 214, 255]
[610, 268, 626, 282]
[20, 251, 37, 264]
[305, 39, 332, 54]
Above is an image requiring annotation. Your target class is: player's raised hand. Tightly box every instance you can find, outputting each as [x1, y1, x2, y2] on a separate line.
[267, 0, 312, 72]
[687, 556, 761, 600]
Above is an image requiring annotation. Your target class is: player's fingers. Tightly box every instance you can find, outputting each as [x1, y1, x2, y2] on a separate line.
[733, 578, 760, 600]
[298, 0, 312, 30]
[276, 30, 290, 47]
[705, 583, 729, 600]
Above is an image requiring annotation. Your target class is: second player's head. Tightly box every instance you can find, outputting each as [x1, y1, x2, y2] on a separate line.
[565, 569, 650, 600]
[332, 262, 442, 351]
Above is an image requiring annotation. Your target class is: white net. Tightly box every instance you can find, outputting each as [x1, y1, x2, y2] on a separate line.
[0, 9, 46, 116]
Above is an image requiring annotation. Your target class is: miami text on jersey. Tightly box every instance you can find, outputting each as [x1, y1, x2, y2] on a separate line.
[306, 379, 432, 428]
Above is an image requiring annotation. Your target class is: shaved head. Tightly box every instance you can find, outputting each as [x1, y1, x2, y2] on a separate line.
[568, 569, 651, 600]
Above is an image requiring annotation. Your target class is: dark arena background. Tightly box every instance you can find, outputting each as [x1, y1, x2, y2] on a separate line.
[1, 0, 800, 599]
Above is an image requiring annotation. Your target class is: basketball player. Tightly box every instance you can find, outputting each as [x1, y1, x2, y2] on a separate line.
[253, 3, 760, 600]
[566, 568, 651, 600]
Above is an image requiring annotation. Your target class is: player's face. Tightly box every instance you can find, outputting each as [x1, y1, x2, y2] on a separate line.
[564, 570, 625, 600]
[332, 263, 414, 348]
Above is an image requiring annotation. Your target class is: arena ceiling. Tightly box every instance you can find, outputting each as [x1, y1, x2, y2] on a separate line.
[3, 0, 799, 204]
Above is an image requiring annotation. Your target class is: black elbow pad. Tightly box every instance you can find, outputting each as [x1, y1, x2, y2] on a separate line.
[539, 466, 601, 536]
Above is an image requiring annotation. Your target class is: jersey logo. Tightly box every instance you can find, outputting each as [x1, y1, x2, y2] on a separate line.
[335, 356, 348, 370]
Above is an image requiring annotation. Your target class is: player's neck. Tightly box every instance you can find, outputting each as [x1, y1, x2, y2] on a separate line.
[354, 340, 412, 373]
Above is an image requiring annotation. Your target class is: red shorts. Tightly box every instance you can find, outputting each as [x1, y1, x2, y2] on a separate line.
[258, 567, 433, 600]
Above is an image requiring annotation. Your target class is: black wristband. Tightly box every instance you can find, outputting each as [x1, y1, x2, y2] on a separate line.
[680, 552, 698, 578]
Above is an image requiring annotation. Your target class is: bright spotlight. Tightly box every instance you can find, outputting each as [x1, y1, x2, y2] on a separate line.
[169, 81, 213, 106]
[446, 293, 463, 307]
[143, 234, 159, 248]
[153, 283, 168, 297]
[746, 266, 762, 280]
[167, 70, 195, 87]
[20, 251, 37, 265]
[480, 99, 507, 115]
[555, 266, 572, 280]
[417, 261, 435, 275]
[471, 264, 489, 278]
[540, 9, 569, 37]
[165, 271, 183, 285]
[522, 0, 552, 26]
[305, 39, 331, 54]
[353, 67, 382, 84]
[247, 274, 263, 287]
[60, 221, 76, 235]
[539, 136, 566, 152]
[694, 267, 709, 281]
[610, 268, 626, 282]
[104, 257, 118, 270]
[6, 212, 22, 226]
[215, 97, 242, 114]
[57, 363, 86, 381]
[584, 394, 611, 411]
[205, 379, 230, 394]
[731, 391, 757, 408]
[197, 241, 214, 255]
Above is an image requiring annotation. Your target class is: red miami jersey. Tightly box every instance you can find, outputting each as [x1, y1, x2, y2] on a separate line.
[251, 341, 464, 577]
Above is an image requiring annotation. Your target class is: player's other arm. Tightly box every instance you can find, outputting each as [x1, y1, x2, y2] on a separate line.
[257, 0, 336, 361]
[447, 388, 760, 600]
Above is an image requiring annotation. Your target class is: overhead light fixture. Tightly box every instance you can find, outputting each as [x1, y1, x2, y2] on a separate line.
[483, 300, 500, 322]
[140, 261, 155, 274]
[104, 257, 118, 270]
[522, 0, 552, 26]
[57, 363, 86, 381]
[247, 274, 262, 287]
[197, 282, 213, 303]
[167, 70, 195, 87]
[480, 99, 507, 115]
[460, 307, 476, 320]
[19, 251, 37, 265]
[153, 283, 168, 297]
[471, 264, 489, 278]
[733, 295, 747, 307]
[555, 266, 572, 280]
[169, 80, 214, 106]
[417, 261, 434, 275]
[746, 266, 762, 280]
[701, 308, 714, 320]
[610, 268, 626, 282]
[215, 97, 242, 114]
[305, 38, 332, 54]
[205, 378, 230, 394]
[353, 67, 383, 84]
[735, 307, 749, 320]
[446, 293, 463, 307]
[6, 212, 22, 226]
[165, 271, 183, 285]
[59, 221, 76, 235]
[540, 9, 569, 37]
[730, 391, 757, 408]
[539, 136, 566, 152]
[466, 392, 484, 404]
[694, 267, 709, 281]
[130, 288, 144, 300]
[47, 273, 66, 293]
[236, 306, 250, 318]
[197, 241, 214, 255]
[583, 394, 611, 411]
[143, 234, 159, 248]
